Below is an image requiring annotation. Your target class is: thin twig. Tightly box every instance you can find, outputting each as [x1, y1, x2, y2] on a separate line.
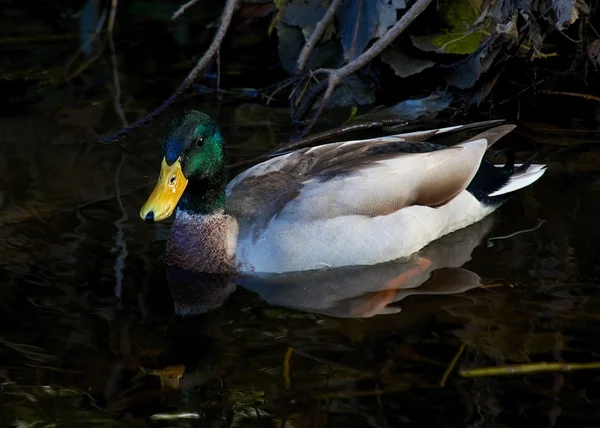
[440, 343, 466, 387]
[113, 153, 128, 299]
[103, 0, 239, 142]
[312, 384, 417, 399]
[216, 48, 222, 104]
[108, 25, 129, 299]
[459, 361, 600, 378]
[64, 44, 105, 81]
[65, 6, 108, 81]
[486, 219, 545, 247]
[538, 89, 600, 103]
[172, 0, 202, 20]
[107, 0, 118, 34]
[296, 0, 343, 74]
[109, 35, 127, 127]
[299, 0, 434, 135]
[498, 78, 547, 105]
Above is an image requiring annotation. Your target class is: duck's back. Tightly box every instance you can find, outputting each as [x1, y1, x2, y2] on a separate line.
[225, 124, 544, 273]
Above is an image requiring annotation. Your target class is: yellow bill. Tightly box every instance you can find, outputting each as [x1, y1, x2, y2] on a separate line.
[140, 157, 188, 223]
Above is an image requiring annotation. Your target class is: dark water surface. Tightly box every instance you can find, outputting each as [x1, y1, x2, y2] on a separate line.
[3, 5, 600, 428]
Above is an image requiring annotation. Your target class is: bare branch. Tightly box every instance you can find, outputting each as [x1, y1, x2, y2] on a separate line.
[296, 0, 343, 74]
[172, 0, 201, 20]
[337, 0, 433, 78]
[300, 0, 434, 135]
[107, 0, 118, 34]
[102, 0, 239, 142]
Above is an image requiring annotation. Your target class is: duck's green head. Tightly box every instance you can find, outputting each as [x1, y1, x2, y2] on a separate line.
[140, 110, 226, 223]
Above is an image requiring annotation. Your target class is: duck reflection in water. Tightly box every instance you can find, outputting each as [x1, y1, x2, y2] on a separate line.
[167, 214, 496, 318]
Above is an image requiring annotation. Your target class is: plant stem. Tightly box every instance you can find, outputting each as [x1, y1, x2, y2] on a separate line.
[102, 0, 239, 142]
[300, 0, 434, 135]
[295, 0, 343, 74]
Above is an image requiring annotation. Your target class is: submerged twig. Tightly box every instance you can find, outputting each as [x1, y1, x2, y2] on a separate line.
[312, 382, 418, 399]
[296, 0, 433, 136]
[460, 361, 600, 378]
[108, 36, 127, 127]
[440, 343, 466, 387]
[486, 218, 546, 247]
[538, 90, 600, 104]
[295, 0, 343, 74]
[109, 26, 129, 299]
[103, 0, 239, 142]
[112, 153, 128, 299]
[498, 78, 547, 105]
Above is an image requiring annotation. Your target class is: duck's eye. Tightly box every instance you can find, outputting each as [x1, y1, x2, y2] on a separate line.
[194, 136, 205, 147]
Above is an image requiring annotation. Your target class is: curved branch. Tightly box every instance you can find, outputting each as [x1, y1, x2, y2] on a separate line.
[102, 0, 239, 142]
[296, 0, 343, 74]
[336, 0, 433, 78]
[299, 0, 434, 135]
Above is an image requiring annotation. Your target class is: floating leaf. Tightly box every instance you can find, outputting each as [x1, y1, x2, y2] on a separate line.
[375, 0, 406, 38]
[411, 0, 490, 54]
[280, 0, 327, 27]
[381, 48, 435, 78]
[336, 0, 379, 61]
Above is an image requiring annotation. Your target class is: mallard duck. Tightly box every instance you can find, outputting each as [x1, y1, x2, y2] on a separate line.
[140, 110, 546, 274]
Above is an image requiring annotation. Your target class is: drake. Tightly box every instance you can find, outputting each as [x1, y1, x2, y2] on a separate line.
[140, 110, 546, 274]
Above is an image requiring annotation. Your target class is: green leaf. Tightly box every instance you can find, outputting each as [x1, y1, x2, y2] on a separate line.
[411, 0, 490, 55]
